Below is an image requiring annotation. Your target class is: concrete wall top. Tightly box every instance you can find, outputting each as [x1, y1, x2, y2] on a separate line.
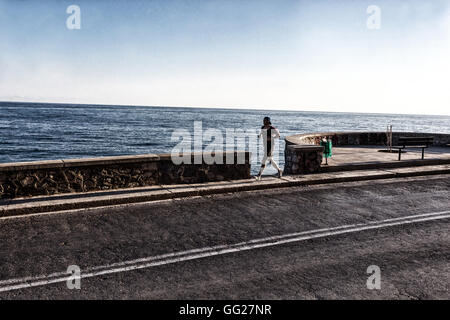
[0, 151, 250, 172]
[285, 132, 450, 147]
[287, 145, 324, 152]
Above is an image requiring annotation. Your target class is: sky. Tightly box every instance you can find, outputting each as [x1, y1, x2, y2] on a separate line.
[0, 0, 449, 115]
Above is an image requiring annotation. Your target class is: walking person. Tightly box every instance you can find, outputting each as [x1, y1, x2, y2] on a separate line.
[256, 117, 283, 180]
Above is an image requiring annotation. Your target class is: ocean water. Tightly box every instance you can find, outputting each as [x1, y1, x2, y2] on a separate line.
[1, 102, 450, 173]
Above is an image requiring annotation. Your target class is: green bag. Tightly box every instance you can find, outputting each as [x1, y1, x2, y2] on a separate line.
[321, 140, 332, 158]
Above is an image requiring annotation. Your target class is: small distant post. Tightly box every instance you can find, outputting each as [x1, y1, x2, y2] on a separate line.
[386, 125, 393, 152]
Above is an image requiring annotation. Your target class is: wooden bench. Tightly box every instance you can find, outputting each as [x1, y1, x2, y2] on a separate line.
[392, 137, 434, 161]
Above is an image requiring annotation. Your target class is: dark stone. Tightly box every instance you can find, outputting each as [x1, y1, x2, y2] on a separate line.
[0, 151, 251, 199]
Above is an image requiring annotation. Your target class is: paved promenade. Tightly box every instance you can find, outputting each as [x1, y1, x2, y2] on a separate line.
[321, 146, 450, 171]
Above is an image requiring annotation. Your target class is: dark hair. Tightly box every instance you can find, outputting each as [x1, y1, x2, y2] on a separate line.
[263, 117, 271, 125]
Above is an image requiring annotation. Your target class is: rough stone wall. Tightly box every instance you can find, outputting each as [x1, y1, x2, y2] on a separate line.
[0, 162, 159, 199]
[293, 132, 388, 146]
[157, 154, 251, 184]
[284, 146, 324, 175]
[390, 133, 450, 146]
[0, 152, 250, 199]
[288, 132, 450, 147]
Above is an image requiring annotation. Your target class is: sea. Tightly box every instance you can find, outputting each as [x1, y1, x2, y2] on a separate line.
[1, 101, 450, 174]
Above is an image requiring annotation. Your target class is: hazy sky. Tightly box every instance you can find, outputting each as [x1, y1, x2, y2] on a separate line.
[1, 0, 449, 115]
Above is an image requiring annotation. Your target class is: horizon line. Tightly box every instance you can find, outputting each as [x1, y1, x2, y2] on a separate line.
[1, 99, 449, 118]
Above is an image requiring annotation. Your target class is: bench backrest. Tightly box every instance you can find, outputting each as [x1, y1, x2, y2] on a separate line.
[398, 136, 434, 146]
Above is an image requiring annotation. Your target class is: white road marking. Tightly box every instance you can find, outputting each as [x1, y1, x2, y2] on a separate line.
[0, 198, 176, 221]
[0, 210, 449, 293]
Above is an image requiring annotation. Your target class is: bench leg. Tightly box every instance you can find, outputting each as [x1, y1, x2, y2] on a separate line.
[398, 149, 401, 161]
[422, 148, 425, 159]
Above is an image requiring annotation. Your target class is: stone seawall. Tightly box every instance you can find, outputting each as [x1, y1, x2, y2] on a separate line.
[284, 145, 324, 175]
[286, 132, 450, 147]
[0, 151, 250, 199]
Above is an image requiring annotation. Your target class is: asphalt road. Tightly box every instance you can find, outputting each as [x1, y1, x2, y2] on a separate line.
[0, 175, 449, 299]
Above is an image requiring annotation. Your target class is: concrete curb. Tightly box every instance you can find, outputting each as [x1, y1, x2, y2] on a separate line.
[1, 165, 450, 218]
[320, 158, 450, 173]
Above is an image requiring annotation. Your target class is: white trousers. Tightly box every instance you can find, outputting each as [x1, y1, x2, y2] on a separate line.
[259, 153, 280, 174]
